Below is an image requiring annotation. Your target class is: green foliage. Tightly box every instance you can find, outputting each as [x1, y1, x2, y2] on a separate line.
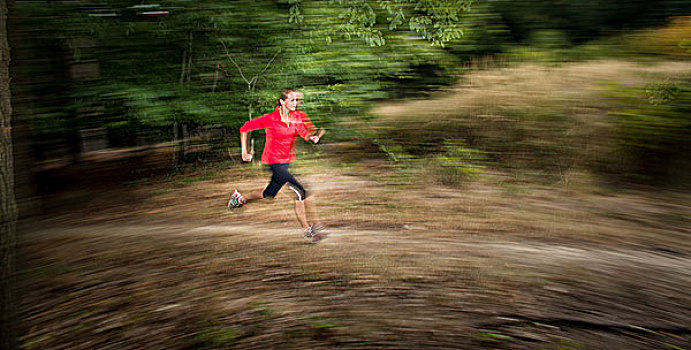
[608, 79, 691, 183]
[247, 300, 277, 318]
[292, 0, 472, 47]
[376, 137, 489, 186]
[16, 0, 691, 172]
[304, 315, 344, 329]
[646, 81, 680, 105]
[16, 0, 470, 163]
[428, 140, 487, 185]
[375, 104, 581, 185]
[527, 30, 571, 50]
[195, 324, 243, 346]
[489, 0, 691, 45]
[443, 0, 691, 64]
[475, 331, 515, 343]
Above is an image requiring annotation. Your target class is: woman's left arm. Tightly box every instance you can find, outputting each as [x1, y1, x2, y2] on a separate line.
[309, 129, 326, 144]
[296, 112, 321, 143]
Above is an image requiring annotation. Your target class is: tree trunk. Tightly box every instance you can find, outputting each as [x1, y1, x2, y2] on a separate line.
[186, 31, 193, 83]
[182, 123, 189, 155]
[172, 122, 179, 167]
[0, 0, 18, 347]
[179, 50, 187, 84]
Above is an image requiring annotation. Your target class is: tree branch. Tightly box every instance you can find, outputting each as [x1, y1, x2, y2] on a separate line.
[220, 40, 250, 85]
[257, 49, 281, 79]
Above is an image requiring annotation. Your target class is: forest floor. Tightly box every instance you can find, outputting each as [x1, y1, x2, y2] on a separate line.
[15, 59, 691, 349]
[16, 144, 691, 350]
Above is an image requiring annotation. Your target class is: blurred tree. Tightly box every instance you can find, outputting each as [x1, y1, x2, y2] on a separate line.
[13, 0, 471, 165]
[289, 0, 472, 47]
[490, 0, 691, 44]
[1, 0, 18, 347]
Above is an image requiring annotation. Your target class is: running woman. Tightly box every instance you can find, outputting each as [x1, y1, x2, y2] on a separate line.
[228, 88, 327, 243]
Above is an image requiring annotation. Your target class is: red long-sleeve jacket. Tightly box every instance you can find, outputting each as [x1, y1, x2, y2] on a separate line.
[239, 107, 316, 165]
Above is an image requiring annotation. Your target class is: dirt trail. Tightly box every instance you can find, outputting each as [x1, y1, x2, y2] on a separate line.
[18, 218, 691, 349]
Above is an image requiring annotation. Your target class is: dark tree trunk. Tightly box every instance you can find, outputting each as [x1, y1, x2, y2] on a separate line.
[0, 0, 18, 347]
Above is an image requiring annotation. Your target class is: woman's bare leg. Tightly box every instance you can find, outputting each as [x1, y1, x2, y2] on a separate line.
[294, 200, 310, 229]
[243, 189, 264, 202]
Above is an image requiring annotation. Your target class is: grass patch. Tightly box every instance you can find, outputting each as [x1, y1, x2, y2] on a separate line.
[195, 324, 244, 346]
[247, 300, 277, 318]
[475, 331, 516, 343]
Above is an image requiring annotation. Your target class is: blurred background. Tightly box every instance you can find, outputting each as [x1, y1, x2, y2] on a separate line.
[7, 0, 691, 207]
[3, 0, 691, 349]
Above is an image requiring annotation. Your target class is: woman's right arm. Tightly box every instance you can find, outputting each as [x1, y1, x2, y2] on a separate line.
[240, 132, 253, 162]
[239, 113, 271, 162]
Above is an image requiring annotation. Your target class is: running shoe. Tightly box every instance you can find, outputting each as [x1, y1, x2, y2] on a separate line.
[227, 189, 245, 209]
[311, 223, 327, 234]
[302, 226, 316, 242]
[311, 233, 327, 243]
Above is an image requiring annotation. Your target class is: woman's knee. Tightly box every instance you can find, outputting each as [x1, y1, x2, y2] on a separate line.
[262, 186, 279, 199]
[287, 185, 307, 201]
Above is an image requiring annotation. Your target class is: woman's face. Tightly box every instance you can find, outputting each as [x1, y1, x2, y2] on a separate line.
[281, 91, 303, 111]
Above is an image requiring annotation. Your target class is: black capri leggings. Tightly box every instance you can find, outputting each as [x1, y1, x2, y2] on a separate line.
[262, 163, 308, 201]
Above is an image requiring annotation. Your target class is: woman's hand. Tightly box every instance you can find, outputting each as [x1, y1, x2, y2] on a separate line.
[309, 135, 320, 144]
[242, 150, 253, 162]
[240, 132, 253, 162]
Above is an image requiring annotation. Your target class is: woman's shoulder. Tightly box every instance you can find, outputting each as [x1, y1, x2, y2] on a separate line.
[293, 110, 309, 120]
[258, 109, 280, 120]
[266, 108, 281, 116]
